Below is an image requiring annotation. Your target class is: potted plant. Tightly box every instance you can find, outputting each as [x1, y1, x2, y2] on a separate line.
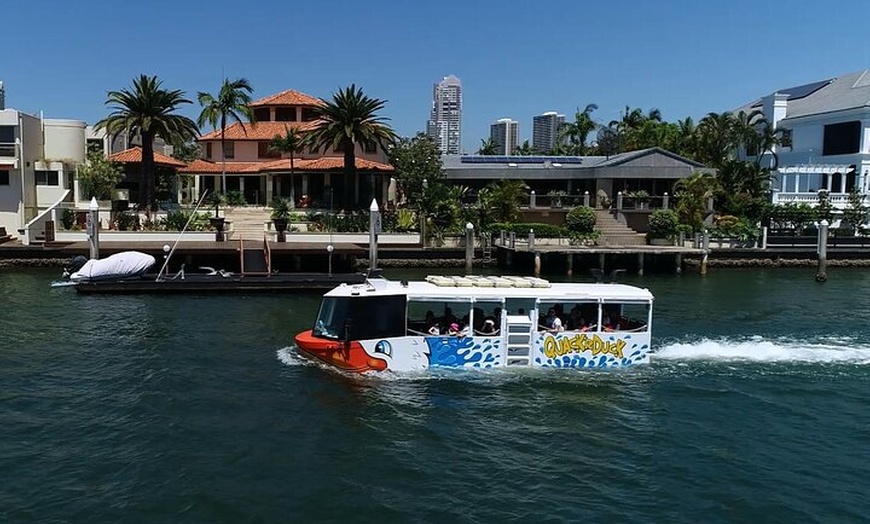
[270, 197, 291, 242]
[547, 190, 568, 208]
[627, 190, 651, 209]
[207, 192, 227, 241]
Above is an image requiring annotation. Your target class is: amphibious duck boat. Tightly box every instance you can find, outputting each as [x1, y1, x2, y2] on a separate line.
[294, 275, 654, 373]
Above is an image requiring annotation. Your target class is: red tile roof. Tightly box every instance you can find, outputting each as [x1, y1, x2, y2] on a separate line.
[108, 147, 187, 168]
[198, 121, 318, 141]
[180, 156, 393, 174]
[179, 159, 262, 174]
[249, 89, 323, 108]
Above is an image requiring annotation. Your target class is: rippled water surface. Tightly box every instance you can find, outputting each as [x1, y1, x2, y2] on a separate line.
[2, 268, 869, 522]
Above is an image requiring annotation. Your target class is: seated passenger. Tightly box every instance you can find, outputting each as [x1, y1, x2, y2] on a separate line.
[543, 308, 564, 332]
[427, 322, 441, 336]
[448, 322, 467, 337]
[480, 319, 498, 335]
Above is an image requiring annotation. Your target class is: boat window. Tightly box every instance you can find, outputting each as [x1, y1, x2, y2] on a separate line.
[600, 302, 649, 333]
[471, 299, 503, 336]
[406, 299, 471, 336]
[313, 296, 406, 340]
[537, 301, 569, 333]
[505, 298, 535, 319]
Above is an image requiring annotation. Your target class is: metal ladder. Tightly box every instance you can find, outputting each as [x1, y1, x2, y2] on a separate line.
[505, 315, 534, 366]
[481, 233, 493, 259]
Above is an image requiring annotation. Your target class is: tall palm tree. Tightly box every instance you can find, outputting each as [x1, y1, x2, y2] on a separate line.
[477, 138, 499, 155]
[307, 84, 397, 206]
[560, 103, 598, 155]
[197, 78, 256, 194]
[268, 125, 307, 203]
[95, 74, 199, 217]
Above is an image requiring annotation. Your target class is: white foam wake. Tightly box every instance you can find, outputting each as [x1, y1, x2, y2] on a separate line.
[654, 336, 870, 364]
[276, 347, 309, 367]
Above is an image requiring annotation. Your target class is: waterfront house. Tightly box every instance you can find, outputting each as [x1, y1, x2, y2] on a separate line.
[179, 88, 394, 210]
[0, 102, 87, 239]
[442, 147, 710, 204]
[735, 69, 870, 210]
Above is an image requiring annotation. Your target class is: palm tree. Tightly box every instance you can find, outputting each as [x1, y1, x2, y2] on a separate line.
[513, 140, 538, 156]
[477, 138, 499, 155]
[307, 84, 397, 206]
[95, 74, 199, 217]
[268, 126, 307, 204]
[197, 78, 256, 194]
[560, 104, 598, 155]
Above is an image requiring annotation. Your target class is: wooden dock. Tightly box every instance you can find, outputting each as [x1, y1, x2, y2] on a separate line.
[495, 243, 708, 275]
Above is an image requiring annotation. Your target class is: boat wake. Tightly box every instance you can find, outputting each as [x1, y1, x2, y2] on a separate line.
[654, 336, 870, 365]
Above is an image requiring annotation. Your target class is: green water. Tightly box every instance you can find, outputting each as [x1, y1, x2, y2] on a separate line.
[1, 268, 868, 522]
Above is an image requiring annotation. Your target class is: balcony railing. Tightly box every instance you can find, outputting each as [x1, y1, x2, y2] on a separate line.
[0, 143, 15, 157]
[772, 192, 850, 206]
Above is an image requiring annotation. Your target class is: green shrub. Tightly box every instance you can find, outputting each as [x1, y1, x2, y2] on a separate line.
[61, 208, 76, 230]
[226, 190, 246, 207]
[647, 209, 679, 239]
[565, 206, 596, 233]
[490, 222, 567, 238]
[114, 211, 139, 231]
[163, 210, 210, 231]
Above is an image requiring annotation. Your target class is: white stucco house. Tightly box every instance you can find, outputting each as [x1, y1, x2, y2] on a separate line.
[0, 103, 88, 240]
[736, 69, 870, 209]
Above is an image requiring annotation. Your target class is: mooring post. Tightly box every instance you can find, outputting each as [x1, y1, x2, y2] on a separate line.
[700, 229, 710, 275]
[465, 222, 474, 274]
[530, 190, 536, 208]
[599, 253, 606, 271]
[762, 226, 768, 250]
[510, 231, 516, 249]
[583, 191, 590, 207]
[816, 219, 829, 282]
[638, 252, 645, 276]
[676, 253, 683, 274]
[369, 198, 380, 272]
[663, 192, 670, 210]
[566, 253, 573, 276]
[534, 251, 541, 276]
[529, 229, 535, 250]
[87, 197, 100, 260]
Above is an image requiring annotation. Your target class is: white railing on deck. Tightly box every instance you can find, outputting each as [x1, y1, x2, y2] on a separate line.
[21, 189, 70, 245]
[773, 192, 850, 206]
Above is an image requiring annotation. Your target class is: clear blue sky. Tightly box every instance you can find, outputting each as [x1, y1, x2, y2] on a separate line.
[3, 0, 868, 152]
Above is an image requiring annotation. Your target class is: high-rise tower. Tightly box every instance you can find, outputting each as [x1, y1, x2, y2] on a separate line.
[532, 111, 566, 153]
[426, 75, 462, 155]
[490, 118, 519, 155]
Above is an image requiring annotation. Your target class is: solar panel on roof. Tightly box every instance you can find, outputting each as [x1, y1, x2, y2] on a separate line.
[459, 156, 585, 164]
[779, 79, 832, 101]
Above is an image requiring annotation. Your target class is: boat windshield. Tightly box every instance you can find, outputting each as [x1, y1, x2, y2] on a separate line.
[313, 297, 349, 339]
[312, 295, 407, 341]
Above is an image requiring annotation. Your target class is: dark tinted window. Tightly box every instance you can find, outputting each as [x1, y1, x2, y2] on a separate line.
[823, 121, 860, 156]
[313, 295, 406, 340]
[35, 170, 59, 185]
[0, 126, 14, 143]
[0, 170, 9, 185]
[253, 108, 270, 122]
[275, 107, 296, 122]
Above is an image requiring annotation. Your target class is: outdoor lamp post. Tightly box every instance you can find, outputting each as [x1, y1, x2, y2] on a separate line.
[465, 222, 474, 274]
[327, 243, 334, 276]
[87, 197, 100, 260]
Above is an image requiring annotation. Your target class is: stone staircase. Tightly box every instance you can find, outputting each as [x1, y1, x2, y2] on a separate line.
[222, 207, 270, 241]
[594, 209, 647, 246]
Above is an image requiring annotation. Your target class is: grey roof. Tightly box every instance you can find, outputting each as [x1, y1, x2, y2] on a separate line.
[734, 69, 870, 119]
[442, 148, 709, 180]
